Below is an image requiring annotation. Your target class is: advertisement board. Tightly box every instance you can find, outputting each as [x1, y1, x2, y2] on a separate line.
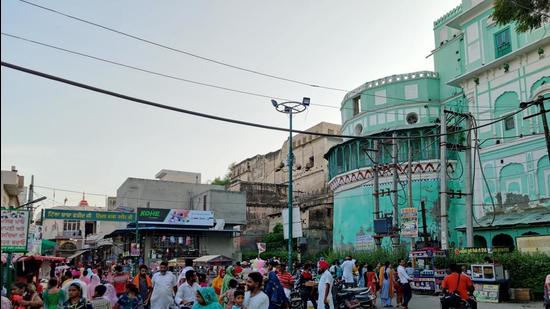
[44, 209, 135, 222]
[137, 208, 214, 226]
[517, 235, 550, 254]
[473, 283, 499, 303]
[1, 209, 30, 252]
[282, 207, 303, 239]
[400, 207, 418, 237]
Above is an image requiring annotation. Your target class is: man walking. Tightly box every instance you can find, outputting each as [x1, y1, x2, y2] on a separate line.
[133, 265, 152, 308]
[151, 261, 177, 309]
[244, 272, 269, 309]
[341, 256, 356, 288]
[397, 260, 413, 309]
[318, 260, 334, 309]
[175, 270, 200, 307]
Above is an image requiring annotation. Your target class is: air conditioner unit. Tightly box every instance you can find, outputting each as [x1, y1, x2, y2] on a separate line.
[406, 112, 419, 125]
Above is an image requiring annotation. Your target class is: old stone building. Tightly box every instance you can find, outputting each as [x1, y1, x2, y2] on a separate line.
[229, 122, 342, 254]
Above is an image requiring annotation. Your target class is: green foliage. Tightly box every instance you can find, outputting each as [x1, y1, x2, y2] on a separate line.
[211, 162, 236, 186]
[492, 0, 550, 33]
[318, 248, 408, 266]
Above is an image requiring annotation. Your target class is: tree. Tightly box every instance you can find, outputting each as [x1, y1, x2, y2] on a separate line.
[210, 162, 236, 186]
[491, 0, 550, 32]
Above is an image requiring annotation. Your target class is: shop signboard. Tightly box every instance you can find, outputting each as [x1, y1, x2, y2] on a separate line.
[1, 209, 30, 252]
[355, 234, 374, 251]
[137, 208, 214, 226]
[44, 209, 135, 222]
[400, 207, 418, 237]
[473, 283, 499, 303]
[411, 277, 435, 290]
[456, 247, 510, 255]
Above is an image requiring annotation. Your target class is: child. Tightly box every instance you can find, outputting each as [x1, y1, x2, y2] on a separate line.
[232, 290, 245, 309]
[220, 279, 238, 309]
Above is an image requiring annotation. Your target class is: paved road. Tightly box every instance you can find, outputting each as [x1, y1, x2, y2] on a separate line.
[405, 294, 542, 308]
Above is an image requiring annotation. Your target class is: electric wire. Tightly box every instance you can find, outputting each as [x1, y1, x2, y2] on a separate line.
[1, 61, 535, 141]
[10, 1, 537, 109]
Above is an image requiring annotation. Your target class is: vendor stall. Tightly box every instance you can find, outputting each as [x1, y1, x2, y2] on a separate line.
[193, 255, 232, 267]
[409, 247, 447, 294]
[470, 263, 510, 303]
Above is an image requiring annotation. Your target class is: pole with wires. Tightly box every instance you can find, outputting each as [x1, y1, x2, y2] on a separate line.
[465, 115, 474, 247]
[391, 132, 400, 248]
[440, 108, 449, 250]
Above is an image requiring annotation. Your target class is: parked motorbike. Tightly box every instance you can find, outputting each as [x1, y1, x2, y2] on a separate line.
[333, 279, 375, 309]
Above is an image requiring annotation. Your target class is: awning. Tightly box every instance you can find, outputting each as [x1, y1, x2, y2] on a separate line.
[41, 240, 56, 252]
[105, 226, 238, 238]
[16, 256, 66, 263]
[66, 250, 89, 261]
[193, 255, 232, 265]
[455, 207, 550, 231]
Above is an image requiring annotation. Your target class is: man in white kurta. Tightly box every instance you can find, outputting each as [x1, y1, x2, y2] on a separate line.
[317, 261, 334, 309]
[151, 262, 177, 309]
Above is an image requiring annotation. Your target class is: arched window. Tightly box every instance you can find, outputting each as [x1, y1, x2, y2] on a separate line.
[492, 233, 515, 251]
[494, 92, 521, 139]
[474, 235, 487, 248]
[499, 163, 527, 196]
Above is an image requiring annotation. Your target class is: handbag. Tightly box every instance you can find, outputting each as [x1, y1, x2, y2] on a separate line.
[440, 273, 462, 307]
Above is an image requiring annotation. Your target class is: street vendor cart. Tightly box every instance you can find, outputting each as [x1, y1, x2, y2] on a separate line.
[409, 247, 447, 294]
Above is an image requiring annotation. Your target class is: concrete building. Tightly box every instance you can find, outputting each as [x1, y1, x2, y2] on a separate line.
[155, 169, 201, 184]
[230, 122, 342, 254]
[327, 0, 549, 251]
[1, 166, 26, 208]
[40, 198, 124, 262]
[109, 170, 246, 264]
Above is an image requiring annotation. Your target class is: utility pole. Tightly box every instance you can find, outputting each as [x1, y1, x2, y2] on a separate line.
[421, 200, 428, 245]
[440, 108, 449, 250]
[521, 96, 550, 159]
[373, 140, 381, 249]
[465, 115, 474, 247]
[287, 111, 294, 270]
[408, 139, 414, 250]
[408, 139, 413, 208]
[392, 132, 400, 248]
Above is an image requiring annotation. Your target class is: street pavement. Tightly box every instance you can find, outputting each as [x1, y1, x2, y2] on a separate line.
[406, 294, 542, 308]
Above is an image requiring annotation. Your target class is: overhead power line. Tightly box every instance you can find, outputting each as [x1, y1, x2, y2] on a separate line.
[16, 0, 524, 109]
[17, 0, 349, 92]
[0, 61, 534, 141]
[1, 33, 523, 113]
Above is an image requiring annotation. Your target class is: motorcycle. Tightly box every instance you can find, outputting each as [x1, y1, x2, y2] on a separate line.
[333, 279, 375, 309]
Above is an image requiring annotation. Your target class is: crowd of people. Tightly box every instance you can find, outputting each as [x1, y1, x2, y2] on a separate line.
[0, 255, 481, 309]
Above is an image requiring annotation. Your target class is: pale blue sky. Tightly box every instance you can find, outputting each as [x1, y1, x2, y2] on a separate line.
[1, 0, 458, 207]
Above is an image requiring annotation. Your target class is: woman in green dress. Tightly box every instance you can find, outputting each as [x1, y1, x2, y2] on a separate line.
[42, 278, 66, 309]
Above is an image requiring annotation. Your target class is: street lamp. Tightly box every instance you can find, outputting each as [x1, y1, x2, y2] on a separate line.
[270, 97, 309, 272]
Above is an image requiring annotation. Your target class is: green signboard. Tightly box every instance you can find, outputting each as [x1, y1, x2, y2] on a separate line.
[44, 209, 135, 222]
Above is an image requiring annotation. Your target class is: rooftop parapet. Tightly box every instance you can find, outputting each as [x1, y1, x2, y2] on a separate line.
[433, 4, 463, 29]
[342, 71, 439, 103]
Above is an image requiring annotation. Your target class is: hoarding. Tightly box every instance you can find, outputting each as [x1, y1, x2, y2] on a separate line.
[44, 209, 135, 222]
[400, 207, 418, 237]
[137, 208, 214, 226]
[1, 209, 30, 252]
[473, 283, 499, 303]
[517, 235, 550, 254]
[282, 207, 303, 239]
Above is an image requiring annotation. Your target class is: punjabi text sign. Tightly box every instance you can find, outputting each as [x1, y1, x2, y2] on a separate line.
[44, 209, 135, 222]
[1, 209, 30, 252]
[400, 207, 418, 237]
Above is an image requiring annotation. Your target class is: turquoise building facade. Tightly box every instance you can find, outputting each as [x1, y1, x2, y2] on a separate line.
[327, 0, 550, 251]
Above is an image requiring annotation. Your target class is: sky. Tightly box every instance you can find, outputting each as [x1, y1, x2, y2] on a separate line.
[1, 0, 459, 208]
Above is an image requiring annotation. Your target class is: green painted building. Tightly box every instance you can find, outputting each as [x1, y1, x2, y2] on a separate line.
[327, 0, 550, 251]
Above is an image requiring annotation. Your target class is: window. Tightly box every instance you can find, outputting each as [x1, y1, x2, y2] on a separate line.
[494, 28, 511, 58]
[504, 116, 515, 130]
[353, 97, 360, 116]
[328, 129, 334, 134]
[203, 195, 207, 210]
[63, 220, 79, 231]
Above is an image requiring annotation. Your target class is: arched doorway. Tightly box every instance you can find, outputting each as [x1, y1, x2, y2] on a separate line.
[492, 233, 515, 251]
[522, 231, 540, 236]
[474, 235, 487, 248]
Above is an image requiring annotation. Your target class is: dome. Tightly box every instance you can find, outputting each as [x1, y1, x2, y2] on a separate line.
[79, 193, 88, 206]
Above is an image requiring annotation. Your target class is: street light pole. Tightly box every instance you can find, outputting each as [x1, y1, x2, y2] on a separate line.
[271, 98, 309, 273]
[287, 111, 293, 268]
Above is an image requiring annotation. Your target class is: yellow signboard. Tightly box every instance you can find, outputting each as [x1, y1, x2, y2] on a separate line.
[517, 235, 550, 254]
